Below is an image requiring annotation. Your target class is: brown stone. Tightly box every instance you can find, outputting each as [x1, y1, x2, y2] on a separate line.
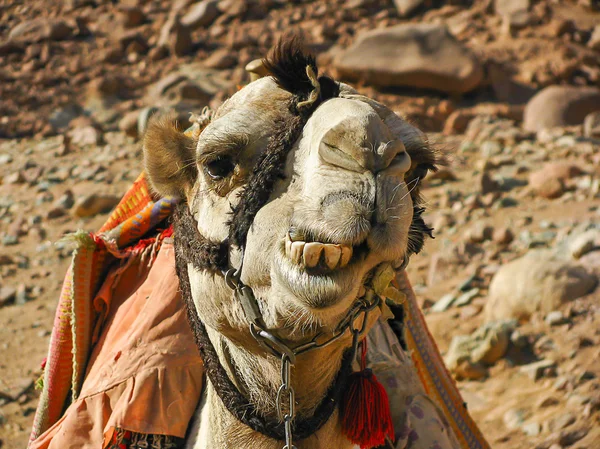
[181, 0, 220, 29]
[492, 228, 514, 245]
[333, 24, 483, 95]
[523, 86, 600, 132]
[158, 15, 193, 57]
[203, 48, 237, 69]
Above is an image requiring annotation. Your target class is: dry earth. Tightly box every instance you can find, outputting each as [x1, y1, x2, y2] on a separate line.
[1, 0, 599, 448]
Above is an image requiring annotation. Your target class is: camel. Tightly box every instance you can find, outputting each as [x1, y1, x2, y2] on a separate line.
[143, 38, 453, 449]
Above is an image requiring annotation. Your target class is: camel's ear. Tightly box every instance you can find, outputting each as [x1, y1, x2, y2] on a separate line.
[143, 114, 197, 199]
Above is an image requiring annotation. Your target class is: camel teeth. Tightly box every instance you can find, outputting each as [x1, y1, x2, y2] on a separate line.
[290, 241, 305, 264]
[303, 242, 323, 268]
[323, 244, 341, 270]
[339, 245, 352, 267]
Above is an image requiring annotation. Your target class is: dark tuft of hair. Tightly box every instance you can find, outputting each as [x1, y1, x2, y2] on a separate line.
[262, 36, 339, 109]
[404, 137, 447, 256]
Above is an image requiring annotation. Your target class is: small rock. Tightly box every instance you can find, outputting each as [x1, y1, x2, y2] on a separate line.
[492, 227, 514, 245]
[445, 320, 515, 378]
[528, 163, 584, 200]
[479, 172, 501, 195]
[73, 194, 121, 218]
[496, 0, 531, 31]
[522, 422, 541, 437]
[392, 0, 424, 17]
[2, 235, 19, 246]
[578, 370, 596, 382]
[537, 396, 559, 409]
[520, 359, 557, 381]
[0, 286, 16, 307]
[158, 15, 193, 57]
[4, 171, 25, 184]
[203, 48, 237, 69]
[148, 45, 168, 61]
[545, 311, 567, 326]
[553, 376, 570, 391]
[454, 288, 480, 307]
[568, 230, 597, 259]
[118, 5, 145, 28]
[510, 329, 529, 348]
[523, 86, 600, 132]
[454, 359, 488, 380]
[181, 0, 219, 29]
[22, 166, 43, 184]
[9, 18, 74, 43]
[427, 168, 457, 182]
[46, 207, 67, 219]
[530, 177, 565, 200]
[68, 125, 103, 147]
[583, 111, 600, 139]
[588, 25, 600, 51]
[503, 408, 526, 430]
[466, 224, 493, 244]
[431, 293, 456, 312]
[118, 110, 140, 138]
[0, 154, 13, 165]
[459, 305, 482, 319]
[558, 428, 588, 446]
[15, 284, 28, 305]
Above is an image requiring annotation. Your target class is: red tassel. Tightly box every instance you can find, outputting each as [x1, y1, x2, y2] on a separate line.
[341, 340, 394, 449]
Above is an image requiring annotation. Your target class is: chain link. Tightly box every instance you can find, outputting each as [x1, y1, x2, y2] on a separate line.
[276, 355, 297, 449]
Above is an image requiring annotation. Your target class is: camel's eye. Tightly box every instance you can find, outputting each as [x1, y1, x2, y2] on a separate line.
[205, 156, 235, 180]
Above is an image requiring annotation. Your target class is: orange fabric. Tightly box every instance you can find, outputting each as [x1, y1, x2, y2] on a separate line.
[30, 242, 204, 449]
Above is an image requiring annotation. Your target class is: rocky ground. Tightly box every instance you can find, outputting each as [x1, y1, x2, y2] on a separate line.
[1, 0, 599, 448]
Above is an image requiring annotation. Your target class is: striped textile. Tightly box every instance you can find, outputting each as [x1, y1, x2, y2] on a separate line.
[29, 173, 176, 445]
[398, 272, 490, 449]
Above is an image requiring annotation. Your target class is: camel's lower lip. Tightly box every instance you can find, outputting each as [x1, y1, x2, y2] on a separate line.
[274, 237, 371, 310]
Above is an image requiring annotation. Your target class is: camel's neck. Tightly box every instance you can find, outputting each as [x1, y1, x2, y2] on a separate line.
[187, 327, 355, 449]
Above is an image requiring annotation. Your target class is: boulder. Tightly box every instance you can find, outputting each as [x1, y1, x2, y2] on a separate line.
[333, 24, 483, 95]
[484, 250, 597, 321]
[523, 86, 600, 132]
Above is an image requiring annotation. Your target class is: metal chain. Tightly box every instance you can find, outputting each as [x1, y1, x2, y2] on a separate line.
[276, 355, 297, 449]
[225, 267, 381, 449]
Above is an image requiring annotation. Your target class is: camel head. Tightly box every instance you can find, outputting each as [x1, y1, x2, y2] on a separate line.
[143, 39, 439, 344]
